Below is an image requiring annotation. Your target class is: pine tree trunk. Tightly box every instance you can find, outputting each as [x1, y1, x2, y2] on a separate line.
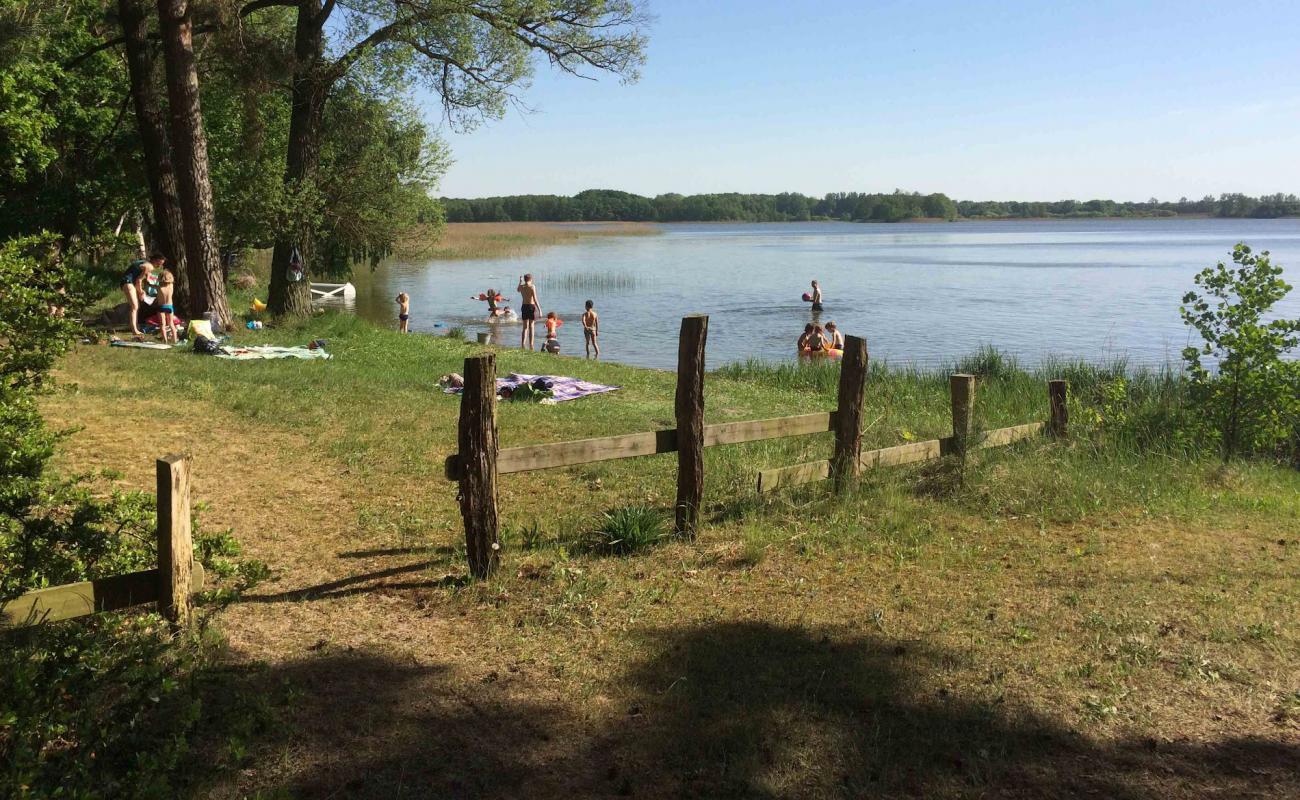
[156, 0, 232, 327]
[268, 0, 326, 319]
[120, 0, 191, 312]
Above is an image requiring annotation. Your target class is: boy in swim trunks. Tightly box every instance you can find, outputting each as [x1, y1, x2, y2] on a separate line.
[824, 320, 844, 349]
[517, 273, 539, 350]
[157, 266, 178, 343]
[810, 280, 823, 312]
[581, 300, 600, 358]
[396, 292, 410, 333]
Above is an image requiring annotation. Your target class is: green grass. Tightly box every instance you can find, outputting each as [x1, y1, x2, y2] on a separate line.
[44, 309, 1300, 799]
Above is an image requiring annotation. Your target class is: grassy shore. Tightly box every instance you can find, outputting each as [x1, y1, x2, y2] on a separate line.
[394, 221, 658, 261]
[45, 312, 1300, 798]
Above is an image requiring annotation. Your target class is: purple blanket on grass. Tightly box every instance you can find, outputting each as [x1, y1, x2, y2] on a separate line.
[443, 373, 619, 404]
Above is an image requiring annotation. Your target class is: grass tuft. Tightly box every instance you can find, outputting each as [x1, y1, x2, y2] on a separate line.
[583, 505, 669, 556]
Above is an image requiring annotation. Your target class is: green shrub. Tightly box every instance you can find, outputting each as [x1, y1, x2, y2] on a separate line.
[0, 235, 267, 798]
[1181, 244, 1300, 461]
[0, 616, 205, 798]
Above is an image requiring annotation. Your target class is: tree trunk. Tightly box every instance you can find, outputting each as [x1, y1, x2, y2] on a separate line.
[268, 0, 327, 318]
[156, 0, 232, 327]
[119, 0, 192, 311]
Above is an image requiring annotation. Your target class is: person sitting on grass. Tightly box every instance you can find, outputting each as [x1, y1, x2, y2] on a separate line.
[581, 299, 600, 358]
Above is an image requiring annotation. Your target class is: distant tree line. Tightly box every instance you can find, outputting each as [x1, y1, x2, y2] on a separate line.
[442, 189, 1300, 224]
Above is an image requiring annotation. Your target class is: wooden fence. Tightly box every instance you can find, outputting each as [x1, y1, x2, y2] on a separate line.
[0, 455, 204, 630]
[445, 316, 1070, 578]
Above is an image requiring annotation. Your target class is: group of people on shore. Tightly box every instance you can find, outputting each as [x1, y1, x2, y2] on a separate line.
[120, 252, 180, 342]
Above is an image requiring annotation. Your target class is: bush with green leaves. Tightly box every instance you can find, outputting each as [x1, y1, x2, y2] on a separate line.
[1180, 244, 1300, 462]
[1, 235, 267, 798]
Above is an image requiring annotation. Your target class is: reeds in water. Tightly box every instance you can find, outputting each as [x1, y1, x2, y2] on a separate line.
[555, 270, 643, 292]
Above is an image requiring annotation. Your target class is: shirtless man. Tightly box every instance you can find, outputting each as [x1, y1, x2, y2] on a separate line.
[810, 280, 823, 312]
[517, 273, 540, 350]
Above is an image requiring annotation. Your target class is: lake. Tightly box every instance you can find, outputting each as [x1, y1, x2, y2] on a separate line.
[345, 219, 1300, 371]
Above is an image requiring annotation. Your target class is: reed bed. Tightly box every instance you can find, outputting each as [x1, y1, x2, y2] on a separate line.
[394, 221, 658, 261]
[554, 270, 644, 292]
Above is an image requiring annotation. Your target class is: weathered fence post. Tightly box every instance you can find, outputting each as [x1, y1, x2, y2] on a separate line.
[1049, 379, 1069, 438]
[831, 335, 869, 491]
[674, 315, 708, 537]
[458, 354, 500, 578]
[156, 454, 193, 628]
[949, 373, 976, 459]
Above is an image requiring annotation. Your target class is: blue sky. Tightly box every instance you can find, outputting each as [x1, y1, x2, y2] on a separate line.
[424, 0, 1300, 201]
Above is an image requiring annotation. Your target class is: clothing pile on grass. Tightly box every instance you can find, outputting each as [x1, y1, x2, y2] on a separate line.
[439, 372, 619, 404]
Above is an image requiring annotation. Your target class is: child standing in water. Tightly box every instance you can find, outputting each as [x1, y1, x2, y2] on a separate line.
[542, 311, 562, 354]
[157, 267, 177, 343]
[581, 300, 600, 358]
[810, 280, 823, 312]
[395, 292, 410, 333]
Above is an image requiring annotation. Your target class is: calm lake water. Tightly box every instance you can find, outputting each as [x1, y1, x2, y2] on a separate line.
[345, 219, 1300, 371]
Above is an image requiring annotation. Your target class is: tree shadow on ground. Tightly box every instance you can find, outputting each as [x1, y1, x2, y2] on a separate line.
[197, 622, 1300, 799]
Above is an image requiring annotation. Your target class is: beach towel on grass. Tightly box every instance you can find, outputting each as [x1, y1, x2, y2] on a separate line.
[443, 372, 618, 404]
[110, 339, 178, 351]
[215, 345, 332, 361]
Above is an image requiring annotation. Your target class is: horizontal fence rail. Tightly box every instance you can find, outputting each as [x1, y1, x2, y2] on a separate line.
[444, 411, 838, 480]
[1, 564, 206, 628]
[757, 421, 1045, 493]
[1, 454, 204, 631]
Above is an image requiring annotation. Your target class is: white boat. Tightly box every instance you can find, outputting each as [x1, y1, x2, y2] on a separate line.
[310, 282, 356, 301]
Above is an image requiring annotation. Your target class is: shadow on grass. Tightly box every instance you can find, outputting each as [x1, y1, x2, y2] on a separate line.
[240, 562, 467, 603]
[190, 622, 1300, 799]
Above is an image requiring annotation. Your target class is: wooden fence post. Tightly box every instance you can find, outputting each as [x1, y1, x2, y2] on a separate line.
[1049, 379, 1069, 438]
[156, 454, 193, 628]
[831, 335, 869, 491]
[674, 315, 708, 537]
[458, 353, 500, 578]
[949, 374, 976, 459]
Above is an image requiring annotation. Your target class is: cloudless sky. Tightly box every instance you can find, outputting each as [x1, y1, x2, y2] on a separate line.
[424, 0, 1300, 201]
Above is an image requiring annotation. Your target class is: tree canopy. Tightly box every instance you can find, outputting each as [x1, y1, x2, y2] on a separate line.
[442, 189, 1300, 224]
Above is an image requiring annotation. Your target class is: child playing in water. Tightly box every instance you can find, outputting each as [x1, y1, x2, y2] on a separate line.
[581, 300, 600, 358]
[395, 292, 410, 333]
[542, 311, 562, 354]
[824, 320, 844, 349]
[797, 323, 815, 352]
[157, 267, 177, 343]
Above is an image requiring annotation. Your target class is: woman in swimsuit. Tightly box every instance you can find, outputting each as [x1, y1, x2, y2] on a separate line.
[120, 253, 163, 336]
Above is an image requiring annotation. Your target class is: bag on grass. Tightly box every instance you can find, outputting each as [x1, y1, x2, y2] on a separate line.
[192, 335, 222, 355]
